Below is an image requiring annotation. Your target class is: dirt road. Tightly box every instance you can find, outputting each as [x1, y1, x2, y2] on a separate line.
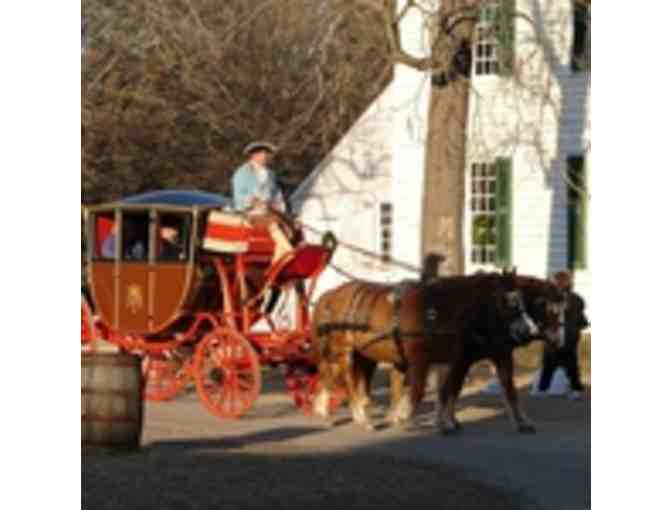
[83, 370, 590, 510]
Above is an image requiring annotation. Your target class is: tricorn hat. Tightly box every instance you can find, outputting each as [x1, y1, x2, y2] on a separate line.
[243, 141, 278, 156]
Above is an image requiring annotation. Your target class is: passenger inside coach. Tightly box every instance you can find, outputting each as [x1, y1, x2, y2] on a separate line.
[100, 218, 147, 260]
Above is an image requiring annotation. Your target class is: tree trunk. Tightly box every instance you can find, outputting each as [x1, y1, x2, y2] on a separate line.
[421, 2, 476, 278]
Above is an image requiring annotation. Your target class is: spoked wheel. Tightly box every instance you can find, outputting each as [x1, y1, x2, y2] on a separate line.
[142, 351, 191, 402]
[286, 362, 346, 416]
[194, 329, 261, 419]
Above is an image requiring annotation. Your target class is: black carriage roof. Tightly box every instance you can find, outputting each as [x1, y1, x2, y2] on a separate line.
[87, 190, 232, 212]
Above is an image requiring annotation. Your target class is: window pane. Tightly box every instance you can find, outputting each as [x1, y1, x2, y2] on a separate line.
[122, 213, 149, 261]
[158, 214, 191, 262]
[94, 212, 116, 259]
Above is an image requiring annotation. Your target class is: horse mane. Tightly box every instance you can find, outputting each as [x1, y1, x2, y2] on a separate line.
[514, 274, 552, 288]
[429, 272, 505, 291]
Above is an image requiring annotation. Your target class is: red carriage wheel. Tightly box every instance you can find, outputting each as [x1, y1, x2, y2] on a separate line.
[193, 329, 261, 419]
[81, 296, 96, 346]
[142, 352, 190, 402]
[286, 363, 346, 416]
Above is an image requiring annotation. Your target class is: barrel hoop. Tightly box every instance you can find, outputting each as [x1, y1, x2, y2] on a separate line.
[81, 440, 139, 448]
[81, 356, 140, 368]
[81, 414, 138, 424]
[81, 388, 140, 398]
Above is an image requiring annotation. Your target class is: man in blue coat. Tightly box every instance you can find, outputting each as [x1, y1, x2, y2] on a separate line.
[232, 141, 286, 214]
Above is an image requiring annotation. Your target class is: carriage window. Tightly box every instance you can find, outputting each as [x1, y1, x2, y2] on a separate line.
[92, 212, 116, 260]
[157, 213, 191, 262]
[121, 213, 149, 261]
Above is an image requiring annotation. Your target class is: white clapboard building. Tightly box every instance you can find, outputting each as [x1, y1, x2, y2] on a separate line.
[291, 0, 591, 311]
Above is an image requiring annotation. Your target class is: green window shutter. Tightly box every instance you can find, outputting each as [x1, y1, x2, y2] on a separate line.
[571, 2, 590, 72]
[495, 158, 513, 267]
[496, 0, 517, 76]
[567, 156, 587, 269]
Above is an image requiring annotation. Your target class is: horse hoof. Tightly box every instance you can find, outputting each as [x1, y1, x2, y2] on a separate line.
[518, 423, 536, 434]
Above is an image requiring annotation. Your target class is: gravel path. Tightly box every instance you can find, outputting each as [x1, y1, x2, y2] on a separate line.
[83, 369, 589, 510]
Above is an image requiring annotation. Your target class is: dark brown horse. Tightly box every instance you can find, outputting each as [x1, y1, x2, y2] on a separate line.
[311, 270, 559, 433]
[428, 273, 567, 434]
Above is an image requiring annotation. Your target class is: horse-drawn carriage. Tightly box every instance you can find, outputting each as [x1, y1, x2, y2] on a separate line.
[81, 190, 342, 419]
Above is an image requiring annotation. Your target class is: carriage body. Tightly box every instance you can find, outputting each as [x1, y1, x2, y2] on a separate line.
[82, 190, 337, 418]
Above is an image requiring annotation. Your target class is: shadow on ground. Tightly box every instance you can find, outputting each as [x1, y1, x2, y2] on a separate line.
[83, 344, 590, 510]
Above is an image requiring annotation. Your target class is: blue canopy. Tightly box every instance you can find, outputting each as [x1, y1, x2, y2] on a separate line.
[120, 190, 230, 208]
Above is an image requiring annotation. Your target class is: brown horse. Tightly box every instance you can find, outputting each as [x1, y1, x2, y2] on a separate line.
[311, 270, 557, 433]
[425, 273, 567, 434]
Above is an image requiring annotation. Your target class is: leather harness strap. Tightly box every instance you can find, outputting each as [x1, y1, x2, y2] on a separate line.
[317, 282, 424, 370]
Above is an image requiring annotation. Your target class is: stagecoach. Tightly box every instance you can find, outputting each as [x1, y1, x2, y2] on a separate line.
[81, 190, 343, 419]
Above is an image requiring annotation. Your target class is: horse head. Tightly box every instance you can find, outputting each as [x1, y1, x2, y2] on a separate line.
[490, 267, 541, 346]
[514, 274, 567, 349]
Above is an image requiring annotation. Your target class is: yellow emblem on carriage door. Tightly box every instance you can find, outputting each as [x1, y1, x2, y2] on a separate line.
[126, 284, 144, 314]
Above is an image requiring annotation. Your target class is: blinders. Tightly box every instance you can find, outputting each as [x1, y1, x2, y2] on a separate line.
[528, 287, 567, 348]
[499, 288, 540, 345]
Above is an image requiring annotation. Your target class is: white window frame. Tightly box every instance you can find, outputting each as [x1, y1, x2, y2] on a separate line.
[473, 0, 501, 77]
[468, 161, 498, 266]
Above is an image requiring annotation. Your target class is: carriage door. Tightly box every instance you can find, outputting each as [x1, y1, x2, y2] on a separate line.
[150, 212, 193, 332]
[116, 211, 152, 333]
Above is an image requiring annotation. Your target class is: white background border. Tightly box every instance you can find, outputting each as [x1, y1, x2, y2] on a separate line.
[2, 3, 80, 508]
[1, 2, 670, 508]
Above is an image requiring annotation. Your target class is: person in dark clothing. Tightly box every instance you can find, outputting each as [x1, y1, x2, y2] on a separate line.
[538, 271, 590, 399]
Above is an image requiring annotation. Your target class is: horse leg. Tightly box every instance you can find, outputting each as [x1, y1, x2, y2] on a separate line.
[386, 366, 408, 425]
[494, 354, 536, 433]
[433, 365, 449, 427]
[436, 361, 469, 435]
[402, 350, 430, 427]
[351, 353, 376, 431]
[313, 359, 338, 422]
[342, 349, 368, 428]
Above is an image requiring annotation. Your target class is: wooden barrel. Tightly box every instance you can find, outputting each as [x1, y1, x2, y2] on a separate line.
[81, 352, 144, 450]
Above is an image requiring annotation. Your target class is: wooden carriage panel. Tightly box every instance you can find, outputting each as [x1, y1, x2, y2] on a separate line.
[89, 261, 116, 331]
[152, 263, 193, 332]
[116, 263, 151, 333]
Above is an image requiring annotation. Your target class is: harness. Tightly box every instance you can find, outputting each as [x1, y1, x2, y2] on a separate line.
[316, 281, 423, 370]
